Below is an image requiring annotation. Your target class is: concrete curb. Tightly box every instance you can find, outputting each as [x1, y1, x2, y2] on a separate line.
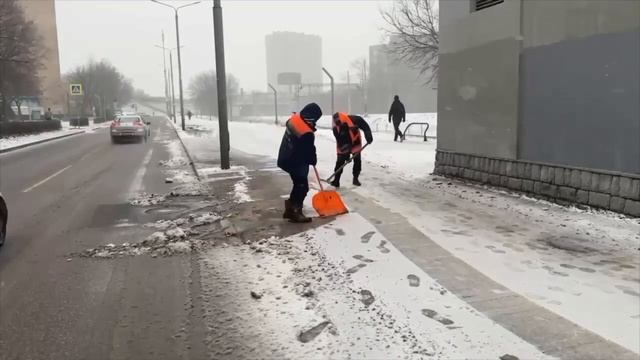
[168, 120, 201, 181]
[0, 131, 85, 154]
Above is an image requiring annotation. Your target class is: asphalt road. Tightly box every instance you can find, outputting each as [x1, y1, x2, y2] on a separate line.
[0, 117, 206, 359]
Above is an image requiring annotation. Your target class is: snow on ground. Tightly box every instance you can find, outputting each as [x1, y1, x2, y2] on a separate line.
[187, 117, 640, 354]
[233, 112, 437, 139]
[169, 115, 639, 354]
[0, 128, 84, 151]
[186, 118, 436, 180]
[199, 213, 550, 359]
[0, 119, 111, 152]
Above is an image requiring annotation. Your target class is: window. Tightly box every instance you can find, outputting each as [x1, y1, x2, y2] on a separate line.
[474, 0, 504, 12]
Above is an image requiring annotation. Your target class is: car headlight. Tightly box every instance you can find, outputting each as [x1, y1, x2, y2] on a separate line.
[137, 128, 144, 132]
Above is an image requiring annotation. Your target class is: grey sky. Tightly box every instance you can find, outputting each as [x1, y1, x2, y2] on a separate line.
[56, 0, 392, 96]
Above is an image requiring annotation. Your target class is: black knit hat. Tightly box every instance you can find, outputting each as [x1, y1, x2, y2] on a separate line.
[300, 103, 322, 122]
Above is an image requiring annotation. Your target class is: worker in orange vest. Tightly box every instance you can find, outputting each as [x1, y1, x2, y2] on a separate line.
[277, 103, 323, 223]
[330, 112, 373, 188]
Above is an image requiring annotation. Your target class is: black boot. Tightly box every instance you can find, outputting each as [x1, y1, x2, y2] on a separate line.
[282, 199, 294, 219]
[289, 206, 312, 223]
[330, 179, 340, 188]
[353, 177, 361, 186]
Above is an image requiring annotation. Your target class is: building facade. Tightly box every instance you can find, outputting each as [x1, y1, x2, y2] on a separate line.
[265, 32, 322, 93]
[368, 43, 437, 114]
[18, 0, 64, 113]
[436, 0, 640, 216]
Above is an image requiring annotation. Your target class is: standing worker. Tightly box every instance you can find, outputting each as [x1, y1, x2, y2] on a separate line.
[330, 112, 373, 188]
[277, 103, 323, 223]
[388, 95, 406, 141]
[187, 110, 193, 120]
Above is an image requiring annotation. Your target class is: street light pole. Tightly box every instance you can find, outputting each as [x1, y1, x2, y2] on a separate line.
[150, 0, 200, 130]
[174, 12, 186, 130]
[322, 67, 334, 115]
[155, 32, 169, 116]
[213, 0, 230, 169]
[268, 83, 278, 125]
[169, 50, 176, 123]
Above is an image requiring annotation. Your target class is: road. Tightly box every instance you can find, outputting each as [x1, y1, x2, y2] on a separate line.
[0, 117, 206, 359]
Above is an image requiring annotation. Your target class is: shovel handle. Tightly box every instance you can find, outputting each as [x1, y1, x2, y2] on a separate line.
[325, 143, 369, 183]
[313, 166, 324, 191]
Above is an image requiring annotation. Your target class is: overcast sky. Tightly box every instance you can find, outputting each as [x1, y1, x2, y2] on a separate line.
[56, 0, 392, 96]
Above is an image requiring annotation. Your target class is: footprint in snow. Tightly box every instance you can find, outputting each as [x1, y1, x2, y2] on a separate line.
[334, 228, 346, 236]
[360, 289, 375, 306]
[421, 309, 454, 326]
[407, 274, 420, 287]
[298, 321, 331, 343]
[353, 254, 374, 263]
[360, 231, 375, 243]
[377, 240, 391, 254]
[346, 263, 367, 274]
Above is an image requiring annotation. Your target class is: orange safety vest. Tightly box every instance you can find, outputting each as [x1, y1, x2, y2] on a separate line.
[334, 112, 362, 154]
[288, 113, 312, 138]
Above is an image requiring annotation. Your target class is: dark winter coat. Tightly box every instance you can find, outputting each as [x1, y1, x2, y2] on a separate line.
[388, 99, 406, 123]
[332, 115, 373, 154]
[277, 118, 317, 173]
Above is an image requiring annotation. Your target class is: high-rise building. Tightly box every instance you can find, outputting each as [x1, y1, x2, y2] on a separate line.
[265, 32, 322, 93]
[18, 0, 64, 112]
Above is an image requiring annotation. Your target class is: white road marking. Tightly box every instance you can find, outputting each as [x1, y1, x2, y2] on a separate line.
[22, 165, 72, 193]
[129, 149, 154, 196]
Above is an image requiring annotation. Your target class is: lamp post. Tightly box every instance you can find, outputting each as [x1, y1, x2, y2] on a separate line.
[268, 83, 278, 125]
[154, 31, 170, 117]
[169, 50, 176, 123]
[322, 67, 334, 115]
[156, 44, 182, 123]
[151, 0, 200, 130]
[212, 0, 230, 169]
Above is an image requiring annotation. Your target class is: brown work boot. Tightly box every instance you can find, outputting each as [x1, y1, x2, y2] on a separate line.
[289, 206, 312, 223]
[282, 199, 294, 219]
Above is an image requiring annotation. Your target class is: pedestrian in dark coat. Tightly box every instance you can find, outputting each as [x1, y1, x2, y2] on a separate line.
[277, 102, 322, 223]
[330, 112, 373, 188]
[388, 95, 406, 141]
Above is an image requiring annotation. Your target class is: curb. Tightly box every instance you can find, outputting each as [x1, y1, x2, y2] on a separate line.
[0, 131, 85, 154]
[168, 120, 201, 181]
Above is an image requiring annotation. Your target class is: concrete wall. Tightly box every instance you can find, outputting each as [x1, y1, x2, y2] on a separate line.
[518, 0, 640, 175]
[519, 28, 640, 174]
[438, 0, 522, 159]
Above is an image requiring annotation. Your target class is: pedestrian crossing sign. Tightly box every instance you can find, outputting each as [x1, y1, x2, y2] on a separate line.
[70, 84, 83, 96]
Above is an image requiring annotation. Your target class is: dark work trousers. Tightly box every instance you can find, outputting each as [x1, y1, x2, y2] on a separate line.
[333, 152, 361, 183]
[288, 165, 309, 208]
[393, 120, 403, 141]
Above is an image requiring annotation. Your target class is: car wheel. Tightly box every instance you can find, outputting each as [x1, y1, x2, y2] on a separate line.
[111, 136, 117, 144]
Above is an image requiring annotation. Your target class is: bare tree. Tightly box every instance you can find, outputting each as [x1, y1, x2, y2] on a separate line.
[381, 0, 439, 83]
[188, 70, 239, 117]
[0, 0, 43, 121]
[63, 60, 133, 116]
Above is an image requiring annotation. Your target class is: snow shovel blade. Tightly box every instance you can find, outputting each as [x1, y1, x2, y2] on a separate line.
[312, 190, 349, 217]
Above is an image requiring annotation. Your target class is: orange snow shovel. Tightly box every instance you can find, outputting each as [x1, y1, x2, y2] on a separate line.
[312, 166, 349, 217]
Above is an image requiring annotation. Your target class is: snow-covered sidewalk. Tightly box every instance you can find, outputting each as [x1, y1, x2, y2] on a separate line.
[169, 116, 639, 359]
[0, 119, 111, 153]
[0, 128, 85, 152]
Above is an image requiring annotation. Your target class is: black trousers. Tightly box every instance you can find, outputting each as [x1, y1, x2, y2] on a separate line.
[288, 165, 309, 208]
[393, 120, 403, 141]
[333, 153, 361, 183]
